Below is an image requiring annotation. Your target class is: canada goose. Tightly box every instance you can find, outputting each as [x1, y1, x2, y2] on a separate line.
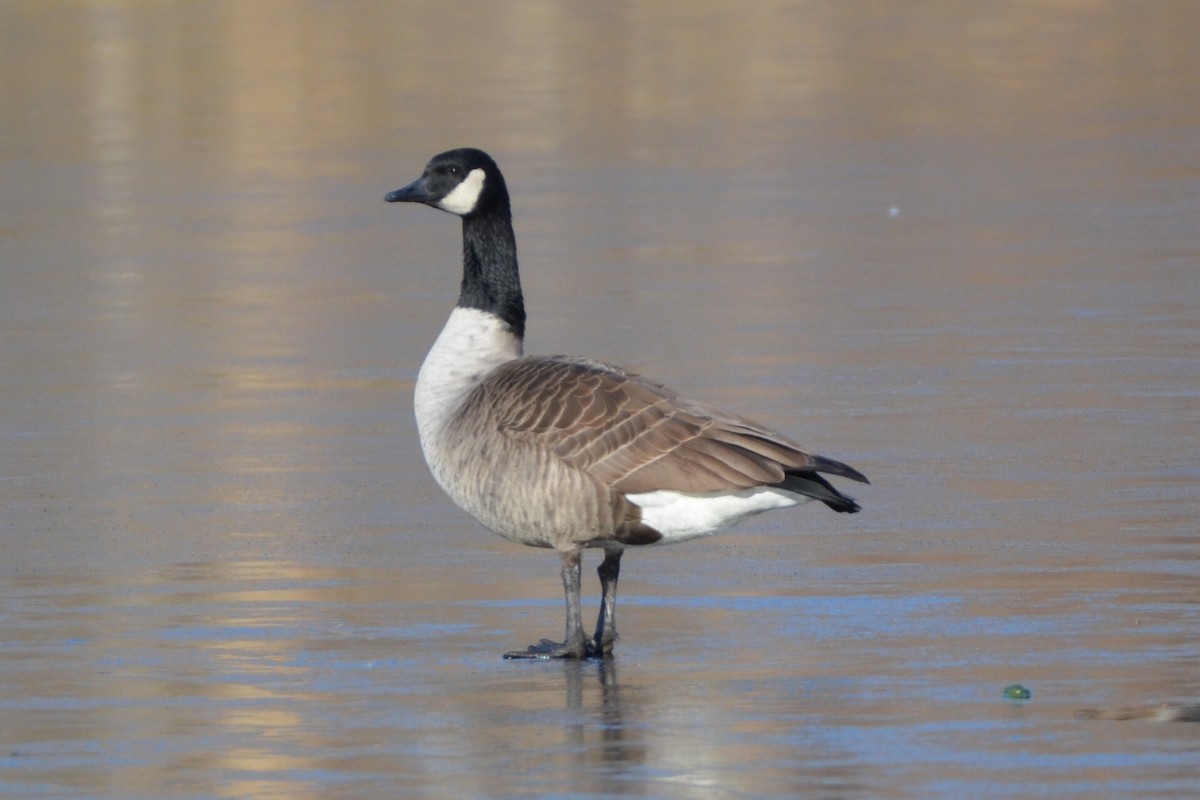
[386, 148, 868, 659]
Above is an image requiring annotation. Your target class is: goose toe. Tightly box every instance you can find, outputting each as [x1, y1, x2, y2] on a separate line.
[503, 638, 589, 660]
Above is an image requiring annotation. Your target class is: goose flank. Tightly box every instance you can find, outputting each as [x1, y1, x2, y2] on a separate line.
[386, 148, 869, 659]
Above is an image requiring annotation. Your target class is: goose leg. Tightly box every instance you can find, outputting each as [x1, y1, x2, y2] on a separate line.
[590, 547, 623, 656]
[504, 548, 588, 659]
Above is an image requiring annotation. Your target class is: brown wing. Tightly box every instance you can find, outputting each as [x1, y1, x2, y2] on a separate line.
[480, 356, 867, 496]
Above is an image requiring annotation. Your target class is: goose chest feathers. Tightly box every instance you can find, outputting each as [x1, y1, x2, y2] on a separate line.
[386, 147, 869, 659]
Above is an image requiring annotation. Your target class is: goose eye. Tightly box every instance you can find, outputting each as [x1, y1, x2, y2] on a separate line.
[446, 165, 461, 176]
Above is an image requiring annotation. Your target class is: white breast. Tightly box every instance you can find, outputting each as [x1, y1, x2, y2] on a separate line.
[414, 306, 522, 455]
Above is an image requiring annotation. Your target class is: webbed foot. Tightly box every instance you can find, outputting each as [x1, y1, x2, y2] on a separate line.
[503, 638, 589, 660]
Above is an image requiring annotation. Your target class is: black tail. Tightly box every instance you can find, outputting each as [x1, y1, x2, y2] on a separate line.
[775, 455, 869, 514]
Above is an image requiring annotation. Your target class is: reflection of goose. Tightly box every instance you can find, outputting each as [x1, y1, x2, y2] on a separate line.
[386, 148, 868, 659]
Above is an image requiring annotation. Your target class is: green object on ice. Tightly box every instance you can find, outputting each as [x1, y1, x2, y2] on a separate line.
[1003, 684, 1032, 700]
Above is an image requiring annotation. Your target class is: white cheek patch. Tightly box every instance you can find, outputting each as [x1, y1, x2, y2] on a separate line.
[436, 168, 486, 215]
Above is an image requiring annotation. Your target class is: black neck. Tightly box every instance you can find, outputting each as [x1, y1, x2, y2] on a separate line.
[458, 208, 526, 339]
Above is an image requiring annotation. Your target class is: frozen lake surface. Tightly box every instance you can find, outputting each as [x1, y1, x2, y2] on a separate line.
[2, 2, 1198, 798]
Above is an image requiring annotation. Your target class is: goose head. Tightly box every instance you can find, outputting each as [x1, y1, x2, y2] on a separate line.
[385, 148, 510, 218]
